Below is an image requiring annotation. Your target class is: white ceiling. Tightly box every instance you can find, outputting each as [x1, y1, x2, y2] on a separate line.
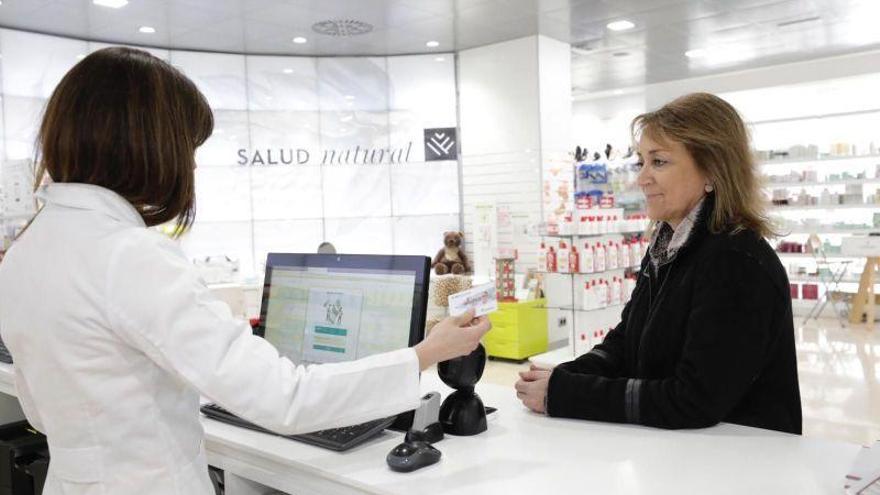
[0, 0, 879, 94]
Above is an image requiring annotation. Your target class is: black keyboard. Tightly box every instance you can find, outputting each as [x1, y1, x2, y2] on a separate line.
[0, 337, 12, 364]
[200, 402, 395, 452]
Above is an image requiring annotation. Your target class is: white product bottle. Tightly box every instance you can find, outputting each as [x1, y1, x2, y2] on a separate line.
[569, 246, 580, 274]
[620, 241, 631, 268]
[595, 243, 607, 272]
[597, 215, 606, 234]
[558, 241, 570, 273]
[537, 242, 547, 271]
[610, 277, 621, 305]
[603, 279, 612, 307]
[582, 281, 591, 311]
[581, 242, 594, 273]
[625, 275, 637, 302]
[561, 214, 573, 236]
[607, 241, 619, 269]
[631, 241, 641, 267]
[592, 280, 602, 309]
[617, 277, 626, 305]
[578, 216, 588, 236]
[581, 280, 591, 310]
[546, 246, 557, 272]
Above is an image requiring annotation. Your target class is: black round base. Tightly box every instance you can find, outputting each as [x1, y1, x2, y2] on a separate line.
[439, 389, 487, 436]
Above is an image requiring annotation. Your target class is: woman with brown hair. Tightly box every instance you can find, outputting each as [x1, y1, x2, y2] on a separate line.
[516, 92, 802, 434]
[0, 47, 490, 494]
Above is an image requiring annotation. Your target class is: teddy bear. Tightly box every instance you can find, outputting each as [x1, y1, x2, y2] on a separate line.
[432, 231, 469, 276]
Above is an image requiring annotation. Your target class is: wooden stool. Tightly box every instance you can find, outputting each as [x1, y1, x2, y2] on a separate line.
[850, 256, 880, 328]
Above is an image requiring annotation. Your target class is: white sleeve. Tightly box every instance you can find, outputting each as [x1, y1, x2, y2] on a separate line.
[103, 230, 421, 434]
[13, 367, 44, 432]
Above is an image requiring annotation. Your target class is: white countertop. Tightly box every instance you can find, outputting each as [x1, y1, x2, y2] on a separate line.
[0, 362, 861, 495]
[204, 371, 859, 495]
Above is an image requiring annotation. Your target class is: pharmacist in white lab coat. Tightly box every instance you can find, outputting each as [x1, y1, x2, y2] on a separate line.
[0, 47, 490, 495]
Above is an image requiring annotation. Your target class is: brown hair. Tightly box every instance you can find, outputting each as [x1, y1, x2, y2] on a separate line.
[35, 46, 213, 236]
[632, 92, 777, 238]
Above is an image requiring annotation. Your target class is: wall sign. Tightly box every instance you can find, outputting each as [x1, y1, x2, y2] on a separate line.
[236, 127, 459, 166]
[423, 127, 457, 161]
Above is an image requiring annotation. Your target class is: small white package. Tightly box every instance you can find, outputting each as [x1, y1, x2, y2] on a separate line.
[448, 283, 498, 317]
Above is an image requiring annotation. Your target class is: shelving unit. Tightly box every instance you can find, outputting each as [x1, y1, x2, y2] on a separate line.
[783, 227, 878, 235]
[771, 203, 880, 211]
[759, 153, 880, 168]
[750, 101, 880, 322]
[766, 178, 880, 188]
[776, 252, 862, 259]
[537, 222, 642, 363]
[540, 229, 645, 238]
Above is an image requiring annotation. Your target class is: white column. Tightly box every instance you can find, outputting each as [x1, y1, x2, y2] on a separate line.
[457, 35, 571, 278]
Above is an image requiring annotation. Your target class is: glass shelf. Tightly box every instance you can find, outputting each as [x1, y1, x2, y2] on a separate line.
[537, 266, 640, 276]
[764, 178, 880, 188]
[759, 153, 880, 167]
[545, 303, 627, 312]
[540, 230, 646, 238]
[771, 204, 880, 211]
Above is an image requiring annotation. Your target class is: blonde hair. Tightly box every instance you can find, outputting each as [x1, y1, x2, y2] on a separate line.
[632, 92, 777, 238]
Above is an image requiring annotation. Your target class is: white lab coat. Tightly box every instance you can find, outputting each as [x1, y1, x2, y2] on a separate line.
[0, 183, 421, 494]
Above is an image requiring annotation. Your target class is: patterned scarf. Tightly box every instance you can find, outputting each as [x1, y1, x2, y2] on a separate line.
[648, 197, 706, 271]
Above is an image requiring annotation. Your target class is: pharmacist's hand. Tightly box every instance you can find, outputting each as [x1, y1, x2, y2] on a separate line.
[515, 368, 550, 414]
[414, 310, 491, 371]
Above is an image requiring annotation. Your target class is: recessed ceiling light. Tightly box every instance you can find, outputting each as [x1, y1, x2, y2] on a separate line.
[606, 20, 635, 31]
[685, 48, 708, 58]
[426, 40, 440, 48]
[282, 68, 294, 74]
[292, 36, 307, 44]
[344, 95, 355, 100]
[138, 26, 155, 34]
[76, 54, 86, 60]
[92, 0, 128, 8]
[613, 89, 624, 95]
[434, 56, 445, 62]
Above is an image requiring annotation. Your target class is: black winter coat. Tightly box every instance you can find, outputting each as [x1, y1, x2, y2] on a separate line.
[547, 197, 803, 434]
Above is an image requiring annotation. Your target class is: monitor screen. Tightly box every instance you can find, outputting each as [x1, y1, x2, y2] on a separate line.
[258, 254, 430, 365]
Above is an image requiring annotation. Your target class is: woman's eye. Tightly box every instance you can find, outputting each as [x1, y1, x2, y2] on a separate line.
[653, 159, 668, 167]
[634, 161, 644, 169]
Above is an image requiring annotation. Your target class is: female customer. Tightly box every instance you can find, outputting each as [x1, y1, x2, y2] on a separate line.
[0, 47, 490, 494]
[516, 92, 801, 434]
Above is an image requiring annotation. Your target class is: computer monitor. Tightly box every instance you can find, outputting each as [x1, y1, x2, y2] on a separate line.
[256, 253, 431, 365]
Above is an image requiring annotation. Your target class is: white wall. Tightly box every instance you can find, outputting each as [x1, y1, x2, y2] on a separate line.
[0, 29, 461, 278]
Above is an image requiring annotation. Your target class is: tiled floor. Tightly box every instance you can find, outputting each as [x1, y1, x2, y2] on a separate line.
[482, 317, 880, 447]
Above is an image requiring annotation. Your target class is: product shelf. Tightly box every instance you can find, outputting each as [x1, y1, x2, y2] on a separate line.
[764, 178, 880, 188]
[540, 230, 646, 238]
[537, 266, 640, 276]
[771, 203, 880, 211]
[759, 153, 880, 167]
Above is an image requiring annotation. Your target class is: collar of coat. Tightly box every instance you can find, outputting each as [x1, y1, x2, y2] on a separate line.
[36, 182, 146, 227]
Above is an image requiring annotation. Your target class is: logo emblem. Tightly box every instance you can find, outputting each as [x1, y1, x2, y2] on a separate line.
[423, 127, 457, 161]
